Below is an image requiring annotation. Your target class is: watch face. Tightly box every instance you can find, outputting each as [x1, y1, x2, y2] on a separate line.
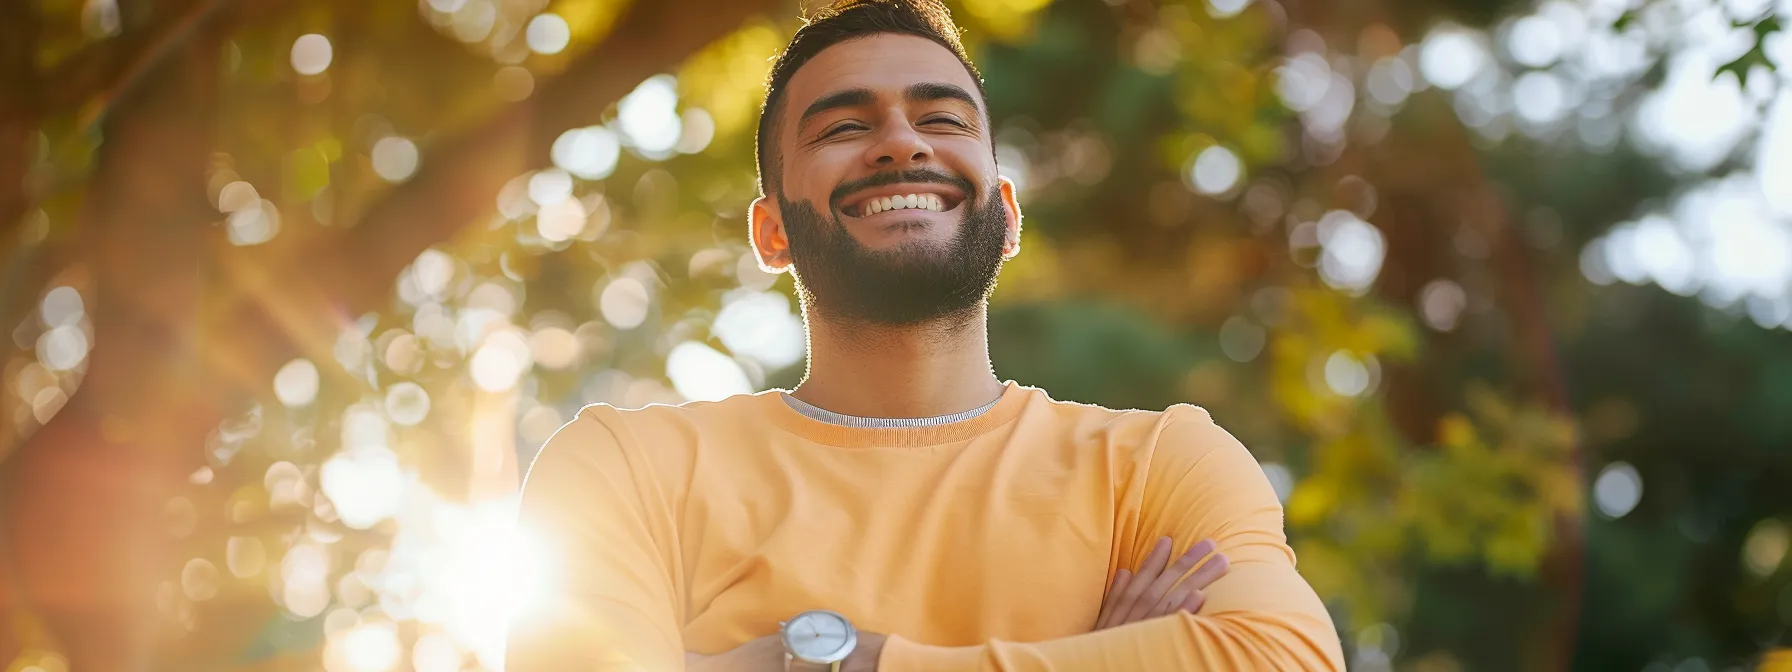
[785, 611, 852, 661]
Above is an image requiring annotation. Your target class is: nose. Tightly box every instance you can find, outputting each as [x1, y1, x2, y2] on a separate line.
[863, 118, 932, 169]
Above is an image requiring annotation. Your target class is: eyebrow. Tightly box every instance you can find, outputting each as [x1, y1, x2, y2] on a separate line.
[798, 88, 876, 130]
[796, 82, 982, 131]
[904, 81, 979, 111]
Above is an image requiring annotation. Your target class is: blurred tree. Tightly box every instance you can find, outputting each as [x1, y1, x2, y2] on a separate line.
[0, 0, 1788, 670]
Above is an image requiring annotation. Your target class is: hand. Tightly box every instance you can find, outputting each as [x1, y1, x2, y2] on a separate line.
[1092, 536, 1229, 630]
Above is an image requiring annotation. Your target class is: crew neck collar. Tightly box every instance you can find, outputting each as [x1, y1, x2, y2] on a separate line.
[756, 380, 1032, 448]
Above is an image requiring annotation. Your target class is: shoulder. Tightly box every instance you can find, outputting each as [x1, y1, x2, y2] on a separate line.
[524, 392, 766, 486]
[563, 391, 766, 443]
[1068, 400, 1254, 482]
[1135, 406, 1274, 500]
[1020, 386, 1191, 443]
[1017, 390, 1243, 476]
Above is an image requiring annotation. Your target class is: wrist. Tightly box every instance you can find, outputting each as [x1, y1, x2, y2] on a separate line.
[842, 632, 886, 672]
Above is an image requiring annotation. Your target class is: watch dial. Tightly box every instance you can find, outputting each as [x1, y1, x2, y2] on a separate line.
[788, 612, 849, 659]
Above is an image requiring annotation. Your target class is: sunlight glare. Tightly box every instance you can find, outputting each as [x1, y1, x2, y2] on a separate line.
[713, 291, 806, 369]
[666, 341, 752, 402]
[618, 75, 682, 156]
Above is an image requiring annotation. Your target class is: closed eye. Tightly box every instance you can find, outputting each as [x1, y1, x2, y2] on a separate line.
[924, 117, 969, 129]
[821, 123, 867, 139]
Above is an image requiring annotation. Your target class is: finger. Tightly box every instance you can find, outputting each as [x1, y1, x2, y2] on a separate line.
[1183, 552, 1230, 591]
[1150, 582, 1199, 619]
[1123, 539, 1215, 624]
[1109, 537, 1173, 627]
[1181, 589, 1207, 614]
[1094, 569, 1133, 630]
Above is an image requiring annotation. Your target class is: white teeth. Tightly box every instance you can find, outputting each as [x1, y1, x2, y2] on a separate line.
[857, 193, 948, 215]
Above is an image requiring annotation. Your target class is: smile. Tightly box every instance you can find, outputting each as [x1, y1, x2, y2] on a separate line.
[838, 183, 967, 219]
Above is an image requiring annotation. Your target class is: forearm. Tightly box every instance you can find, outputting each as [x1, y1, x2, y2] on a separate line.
[875, 609, 1341, 672]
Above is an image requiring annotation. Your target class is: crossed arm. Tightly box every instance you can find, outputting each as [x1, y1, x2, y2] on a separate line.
[506, 408, 1344, 671]
[686, 535, 1237, 671]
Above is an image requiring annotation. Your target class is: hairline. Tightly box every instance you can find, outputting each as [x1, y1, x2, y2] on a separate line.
[757, 33, 993, 196]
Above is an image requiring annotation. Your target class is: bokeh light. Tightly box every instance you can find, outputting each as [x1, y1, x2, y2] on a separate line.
[712, 291, 806, 369]
[320, 447, 405, 529]
[1323, 351, 1371, 397]
[527, 168, 573, 206]
[40, 287, 84, 327]
[536, 196, 588, 242]
[1316, 211, 1386, 295]
[372, 137, 420, 183]
[384, 382, 432, 426]
[528, 326, 580, 369]
[1219, 316, 1266, 362]
[1418, 279, 1468, 332]
[598, 277, 651, 329]
[494, 65, 535, 102]
[1593, 461, 1643, 519]
[181, 558, 220, 601]
[470, 331, 532, 391]
[1188, 145, 1242, 196]
[551, 127, 621, 180]
[226, 199, 281, 246]
[227, 536, 267, 578]
[525, 14, 570, 55]
[618, 75, 682, 156]
[1743, 519, 1789, 579]
[16, 1, 1791, 668]
[666, 341, 752, 403]
[273, 359, 320, 407]
[677, 108, 717, 154]
[1419, 27, 1488, 90]
[36, 325, 88, 372]
[291, 34, 334, 75]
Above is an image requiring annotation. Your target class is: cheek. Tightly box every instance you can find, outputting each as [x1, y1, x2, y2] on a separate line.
[936, 141, 997, 179]
[788, 150, 856, 204]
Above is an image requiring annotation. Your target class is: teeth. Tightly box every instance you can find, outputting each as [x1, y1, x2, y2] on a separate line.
[857, 193, 948, 215]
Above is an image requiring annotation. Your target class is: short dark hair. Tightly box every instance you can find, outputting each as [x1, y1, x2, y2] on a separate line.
[755, 0, 988, 195]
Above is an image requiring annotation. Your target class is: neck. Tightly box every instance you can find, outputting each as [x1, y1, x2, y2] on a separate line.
[793, 304, 1004, 419]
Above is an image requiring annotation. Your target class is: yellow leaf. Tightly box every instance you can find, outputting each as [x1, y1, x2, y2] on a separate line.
[1285, 478, 1336, 527]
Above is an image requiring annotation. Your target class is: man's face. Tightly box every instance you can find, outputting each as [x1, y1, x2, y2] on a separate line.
[750, 33, 1021, 326]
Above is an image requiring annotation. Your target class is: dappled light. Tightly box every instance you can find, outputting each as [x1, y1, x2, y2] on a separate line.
[2, 0, 1790, 669]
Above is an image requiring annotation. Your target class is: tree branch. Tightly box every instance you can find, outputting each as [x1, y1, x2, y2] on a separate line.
[0, 0, 40, 236]
[277, 0, 780, 319]
[313, 0, 781, 312]
[44, 0, 243, 123]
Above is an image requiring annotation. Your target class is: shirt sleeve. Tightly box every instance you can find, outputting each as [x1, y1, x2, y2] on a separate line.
[877, 406, 1345, 671]
[506, 409, 687, 671]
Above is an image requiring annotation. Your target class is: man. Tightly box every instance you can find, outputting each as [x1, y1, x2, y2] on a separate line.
[506, 0, 1345, 669]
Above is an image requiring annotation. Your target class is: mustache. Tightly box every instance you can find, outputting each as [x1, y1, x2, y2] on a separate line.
[828, 168, 976, 211]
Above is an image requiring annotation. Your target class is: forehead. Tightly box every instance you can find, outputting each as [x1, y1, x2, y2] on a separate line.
[782, 33, 982, 125]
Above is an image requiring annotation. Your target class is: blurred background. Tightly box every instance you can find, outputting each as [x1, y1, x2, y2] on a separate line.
[0, 0, 1789, 669]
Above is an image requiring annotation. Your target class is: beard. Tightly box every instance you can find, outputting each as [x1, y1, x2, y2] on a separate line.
[777, 170, 1009, 327]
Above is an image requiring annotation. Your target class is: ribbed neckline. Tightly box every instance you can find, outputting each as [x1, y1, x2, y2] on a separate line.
[757, 380, 1032, 448]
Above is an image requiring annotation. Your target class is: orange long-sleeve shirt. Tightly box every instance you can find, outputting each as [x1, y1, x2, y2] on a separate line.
[507, 381, 1344, 670]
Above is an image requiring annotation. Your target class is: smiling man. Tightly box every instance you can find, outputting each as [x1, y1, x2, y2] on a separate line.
[506, 1, 1344, 670]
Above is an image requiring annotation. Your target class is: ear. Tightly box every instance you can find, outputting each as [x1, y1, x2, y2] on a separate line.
[749, 195, 794, 273]
[997, 176, 1023, 259]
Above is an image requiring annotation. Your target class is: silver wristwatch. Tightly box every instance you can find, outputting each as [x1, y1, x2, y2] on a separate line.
[780, 609, 857, 671]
